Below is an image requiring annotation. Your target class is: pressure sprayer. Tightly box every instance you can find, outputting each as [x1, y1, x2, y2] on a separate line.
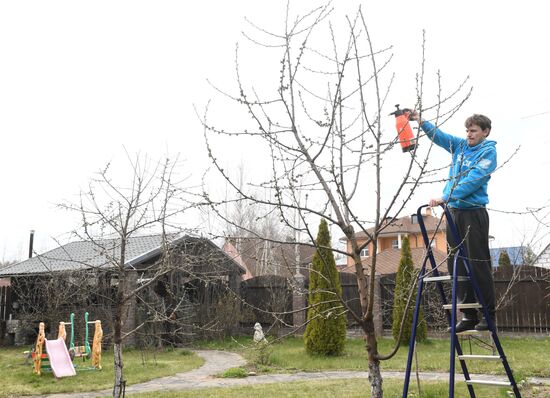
[390, 104, 417, 152]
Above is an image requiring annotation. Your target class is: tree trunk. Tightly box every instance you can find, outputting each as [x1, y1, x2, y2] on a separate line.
[349, 236, 384, 397]
[113, 276, 126, 398]
[365, 319, 383, 398]
[368, 358, 383, 398]
[113, 339, 125, 398]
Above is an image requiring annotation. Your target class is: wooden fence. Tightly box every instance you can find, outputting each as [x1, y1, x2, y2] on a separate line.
[340, 272, 366, 327]
[492, 265, 550, 332]
[380, 265, 550, 332]
[240, 265, 550, 333]
[240, 275, 293, 328]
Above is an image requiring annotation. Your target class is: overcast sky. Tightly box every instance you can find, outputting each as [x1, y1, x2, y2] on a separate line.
[1, 1, 549, 261]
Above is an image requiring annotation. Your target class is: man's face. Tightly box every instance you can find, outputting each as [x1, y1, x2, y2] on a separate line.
[466, 124, 489, 147]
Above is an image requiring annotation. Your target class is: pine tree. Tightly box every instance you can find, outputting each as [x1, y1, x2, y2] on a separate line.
[522, 245, 536, 266]
[391, 236, 427, 344]
[498, 250, 512, 267]
[304, 219, 347, 355]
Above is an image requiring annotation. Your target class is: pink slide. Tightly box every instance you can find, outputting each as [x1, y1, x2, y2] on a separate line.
[44, 339, 76, 378]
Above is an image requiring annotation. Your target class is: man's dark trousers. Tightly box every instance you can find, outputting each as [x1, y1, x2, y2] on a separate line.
[446, 207, 496, 320]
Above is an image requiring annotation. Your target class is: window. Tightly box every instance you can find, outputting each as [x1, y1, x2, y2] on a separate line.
[392, 239, 399, 249]
[360, 247, 369, 257]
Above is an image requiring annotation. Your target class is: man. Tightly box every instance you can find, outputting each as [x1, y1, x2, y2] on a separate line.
[411, 112, 497, 332]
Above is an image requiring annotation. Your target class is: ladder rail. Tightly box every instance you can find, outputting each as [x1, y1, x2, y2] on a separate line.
[449, 250, 476, 398]
[402, 255, 428, 398]
[404, 205, 444, 398]
[416, 205, 449, 308]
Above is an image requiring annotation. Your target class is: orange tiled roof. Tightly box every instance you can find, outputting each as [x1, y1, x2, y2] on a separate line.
[339, 247, 448, 276]
[353, 213, 446, 238]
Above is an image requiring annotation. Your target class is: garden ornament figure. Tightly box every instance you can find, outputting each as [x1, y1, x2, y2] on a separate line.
[253, 322, 267, 344]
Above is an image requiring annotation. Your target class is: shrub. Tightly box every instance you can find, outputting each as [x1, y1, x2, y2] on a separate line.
[391, 235, 427, 344]
[304, 219, 347, 355]
[499, 250, 512, 267]
[221, 367, 248, 378]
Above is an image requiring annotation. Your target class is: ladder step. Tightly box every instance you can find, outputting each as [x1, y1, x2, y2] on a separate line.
[465, 379, 511, 387]
[422, 275, 469, 282]
[443, 303, 482, 310]
[458, 355, 501, 361]
[456, 329, 490, 336]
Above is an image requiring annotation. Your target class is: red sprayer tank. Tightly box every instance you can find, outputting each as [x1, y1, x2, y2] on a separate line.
[390, 104, 417, 153]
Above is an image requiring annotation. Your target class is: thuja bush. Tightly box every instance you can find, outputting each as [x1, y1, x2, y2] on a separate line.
[392, 235, 427, 344]
[304, 219, 347, 355]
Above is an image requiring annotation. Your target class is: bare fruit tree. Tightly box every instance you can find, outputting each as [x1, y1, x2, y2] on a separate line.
[200, 4, 470, 396]
[58, 154, 200, 398]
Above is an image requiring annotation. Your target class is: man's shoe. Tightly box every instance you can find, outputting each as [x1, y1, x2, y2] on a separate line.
[475, 317, 493, 331]
[447, 318, 477, 333]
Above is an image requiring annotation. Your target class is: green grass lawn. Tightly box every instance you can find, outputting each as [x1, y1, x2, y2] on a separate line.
[0, 346, 203, 397]
[128, 378, 527, 398]
[195, 335, 550, 379]
[1, 335, 548, 397]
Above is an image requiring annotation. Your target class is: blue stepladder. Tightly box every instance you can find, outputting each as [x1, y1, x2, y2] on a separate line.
[402, 204, 521, 398]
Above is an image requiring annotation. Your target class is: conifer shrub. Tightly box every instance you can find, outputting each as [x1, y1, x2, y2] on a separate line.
[391, 235, 427, 344]
[498, 250, 512, 267]
[303, 219, 347, 355]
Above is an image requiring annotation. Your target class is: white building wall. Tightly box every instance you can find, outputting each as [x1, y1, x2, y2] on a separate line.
[533, 244, 550, 269]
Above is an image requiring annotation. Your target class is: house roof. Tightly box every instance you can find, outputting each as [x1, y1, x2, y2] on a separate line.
[0, 234, 243, 276]
[353, 212, 446, 239]
[223, 241, 254, 280]
[224, 237, 316, 278]
[339, 247, 448, 276]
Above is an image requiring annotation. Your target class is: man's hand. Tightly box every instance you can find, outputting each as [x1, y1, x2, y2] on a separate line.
[429, 197, 444, 207]
[408, 109, 423, 124]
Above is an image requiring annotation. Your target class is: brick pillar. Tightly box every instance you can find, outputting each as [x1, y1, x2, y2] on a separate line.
[6, 319, 23, 346]
[292, 273, 306, 333]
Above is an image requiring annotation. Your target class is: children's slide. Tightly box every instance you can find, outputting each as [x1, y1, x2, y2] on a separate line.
[44, 338, 76, 378]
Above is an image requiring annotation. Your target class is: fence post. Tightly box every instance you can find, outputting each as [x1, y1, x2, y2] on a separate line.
[292, 273, 306, 333]
[374, 274, 383, 336]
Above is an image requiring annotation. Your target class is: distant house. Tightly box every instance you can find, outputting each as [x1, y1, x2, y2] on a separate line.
[0, 234, 244, 345]
[223, 237, 316, 280]
[340, 208, 448, 275]
[533, 243, 550, 269]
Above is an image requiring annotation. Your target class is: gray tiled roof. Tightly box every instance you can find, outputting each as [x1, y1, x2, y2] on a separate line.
[0, 234, 178, 276]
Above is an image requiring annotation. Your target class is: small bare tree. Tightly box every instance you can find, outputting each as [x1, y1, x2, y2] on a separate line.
[58, 154, 202, 398]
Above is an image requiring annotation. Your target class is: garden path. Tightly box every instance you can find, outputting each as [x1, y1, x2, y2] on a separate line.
[35, 349, 550, 397]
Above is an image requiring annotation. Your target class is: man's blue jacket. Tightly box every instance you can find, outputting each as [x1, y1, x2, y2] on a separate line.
[420, 120, 497, 209]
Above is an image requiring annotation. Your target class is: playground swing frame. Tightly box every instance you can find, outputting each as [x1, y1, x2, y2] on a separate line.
[33, 311, 103, 376]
